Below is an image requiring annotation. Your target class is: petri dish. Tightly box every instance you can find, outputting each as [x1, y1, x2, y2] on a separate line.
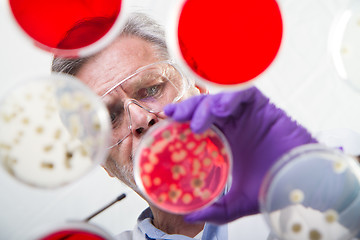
[316, 128, 360, 156]
[167, 0, 283, 89]
[8, 0, 128, 58]
[259, 144, 360, 240]
[134, 119, 232, 214]
[330, 0, 360, 93]
[32, 221, 114, 240]
[0, 74, 111, 188]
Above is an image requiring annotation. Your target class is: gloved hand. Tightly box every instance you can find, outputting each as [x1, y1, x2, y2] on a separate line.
[164, 87, 317, 224]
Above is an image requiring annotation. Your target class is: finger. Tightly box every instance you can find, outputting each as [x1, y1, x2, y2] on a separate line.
[210, 88, 256, 117]
[163, 103, 176, 116]
[164, 95, 206, 122]
[185, 186, 258, 224]
[190, 97, 215, 133]
[184, 202, 228, 225]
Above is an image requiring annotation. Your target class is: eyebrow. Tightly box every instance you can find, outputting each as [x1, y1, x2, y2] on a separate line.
[102, 87, 125, 106]
[101, 60, 171, 98]
[102, 71, 160, 106]
[124, 70, 162, 90]
[101, 70, 140, 98]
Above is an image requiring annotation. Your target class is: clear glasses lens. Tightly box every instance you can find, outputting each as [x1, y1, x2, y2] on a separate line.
[102, 62, 186, 147]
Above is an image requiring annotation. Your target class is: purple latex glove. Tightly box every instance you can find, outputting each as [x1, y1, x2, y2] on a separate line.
[164, 87, 317, 224]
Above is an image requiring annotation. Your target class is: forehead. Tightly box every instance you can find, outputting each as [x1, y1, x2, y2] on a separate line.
[76, 35, 162, 96]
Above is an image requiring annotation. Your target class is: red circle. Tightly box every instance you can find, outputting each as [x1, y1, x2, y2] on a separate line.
[40, 229, 106, 240]
[137, 121, 231, 213]
[178, 0, 283, 85]
[9, 0, 121, 55]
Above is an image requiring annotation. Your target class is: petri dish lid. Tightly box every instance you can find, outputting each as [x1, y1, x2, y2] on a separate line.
[167, 0, 283, 89]
[8, 0, 129, 58]
[330, 0, 360, 93]
[259, 144, 360, 240]
[134, 119, 232, 214]
[31, 221, 115, 240]
[0, 74, 111, 188]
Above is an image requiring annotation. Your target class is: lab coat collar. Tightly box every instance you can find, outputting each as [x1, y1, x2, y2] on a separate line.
[136, 207, 228, 240]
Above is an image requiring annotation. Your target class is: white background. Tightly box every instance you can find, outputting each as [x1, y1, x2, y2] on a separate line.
[0, 0, 360, 239]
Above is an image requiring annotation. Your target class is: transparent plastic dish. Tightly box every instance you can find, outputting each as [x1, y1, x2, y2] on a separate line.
[167, 0, 283, 89]
[259, 144, 360, 240]
[134, 119, 232, 214]
[330, 0, 360, 93]
[0, 74, 111, 188]
[8, 0, 129, 58]
[31, 221, 115, 240]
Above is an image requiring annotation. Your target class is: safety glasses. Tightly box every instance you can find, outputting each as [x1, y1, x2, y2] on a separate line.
[101, 60, 189, 148]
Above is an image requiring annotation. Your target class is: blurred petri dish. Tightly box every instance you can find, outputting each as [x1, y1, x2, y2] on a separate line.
[0, 74, 111, 188]
[134, 119, 232, 214]
[8, 0, 128, 58]
[32, 221, 114, 240]
[330, 0, 360, 93]
[167, 0, 283, 88]
[316, 128, 360, 156]
[259, 144, 360, 240]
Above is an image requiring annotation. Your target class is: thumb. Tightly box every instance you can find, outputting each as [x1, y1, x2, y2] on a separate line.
[185, 188, 259, 224]
[164, 94, 207, 122]
[184, 201, 229, 225]
[184, 192, 245, 225]
[209, 87, 262, 118]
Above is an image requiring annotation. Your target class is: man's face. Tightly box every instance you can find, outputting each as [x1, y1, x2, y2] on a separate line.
[76, 35, 200, 192]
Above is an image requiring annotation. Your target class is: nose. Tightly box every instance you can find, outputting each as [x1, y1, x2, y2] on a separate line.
[125, 100, 158, 138]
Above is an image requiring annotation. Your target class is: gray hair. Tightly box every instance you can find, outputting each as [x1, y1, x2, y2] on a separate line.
[51, 12, 169, 75]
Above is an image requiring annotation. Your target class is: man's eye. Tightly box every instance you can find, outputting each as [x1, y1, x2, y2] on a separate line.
[147, 85, 160, 96]
[137, 84, 163, 99]
[110, 112, 117, 123]
[107, 103, 123, 128]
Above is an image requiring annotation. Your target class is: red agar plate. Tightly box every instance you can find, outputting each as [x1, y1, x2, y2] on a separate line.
[134, 119, 232, 214]
[40, 230, 106, 240]
[168, 0, 283, 88]
[32, 221, 114, 240]
[8, 0, 126, 57]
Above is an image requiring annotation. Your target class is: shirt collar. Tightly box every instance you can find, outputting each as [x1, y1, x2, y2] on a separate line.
[135, 208, 228, 240]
